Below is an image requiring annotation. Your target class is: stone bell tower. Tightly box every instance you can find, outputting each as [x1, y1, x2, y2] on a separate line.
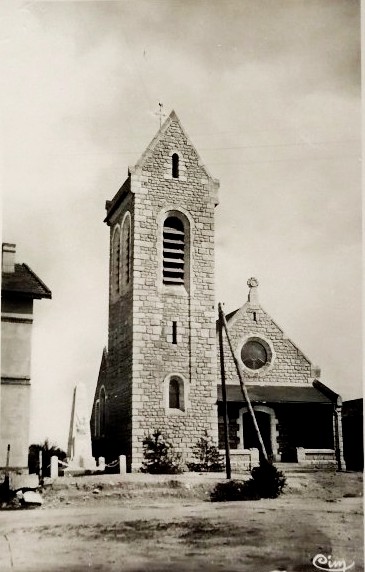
[102, 111, 219, 471]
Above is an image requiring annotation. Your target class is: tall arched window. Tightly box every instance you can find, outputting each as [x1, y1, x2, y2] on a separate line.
[94, 400, 100, 437]
[112, 226, 121, 296]
[99, 388, 106, 437]
[163, 216, 185, 285]
[168, 376, 184, 410]
[169, 378, 180, 409]
[172, 153, 179, 178]
[121, 213, 131, 289]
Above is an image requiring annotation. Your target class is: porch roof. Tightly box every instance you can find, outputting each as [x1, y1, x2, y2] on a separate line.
[217, 384, 334, 404]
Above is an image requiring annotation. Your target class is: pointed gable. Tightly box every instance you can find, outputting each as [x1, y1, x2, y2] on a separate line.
[104, 110, 219, 225]
[132, 110, 216, 182]
[218, 278, 313, 386]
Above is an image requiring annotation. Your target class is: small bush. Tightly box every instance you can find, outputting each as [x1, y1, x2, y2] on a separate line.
[210, 460, 286, 502]
[187, 431, 225, 472]
[249, 460, 286, 498]
[141, 430, 182, 474]
[210, 479, 259, 502]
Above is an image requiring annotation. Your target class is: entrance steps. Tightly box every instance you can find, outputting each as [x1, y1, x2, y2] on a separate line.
[274, 462, 336, 473]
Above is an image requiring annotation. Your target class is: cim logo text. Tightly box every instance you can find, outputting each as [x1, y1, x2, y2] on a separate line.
[312, 554, 355, 572]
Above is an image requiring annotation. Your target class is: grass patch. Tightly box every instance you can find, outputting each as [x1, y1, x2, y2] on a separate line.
[32, 517, 263, 548]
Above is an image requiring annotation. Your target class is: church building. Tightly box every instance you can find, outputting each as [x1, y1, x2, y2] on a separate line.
[91, 111, 345, 472]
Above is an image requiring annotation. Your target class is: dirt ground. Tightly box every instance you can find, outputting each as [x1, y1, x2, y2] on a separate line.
[0, 470, 362, 572]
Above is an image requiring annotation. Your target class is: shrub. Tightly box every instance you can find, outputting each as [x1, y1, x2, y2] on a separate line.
[28, 440, 67, 477]
[188, 430, 225, 472]
[249, 459, 286, 498]
[210, 460, 286, 502]
[210, 479, 259, 502]
[141, 430, 182, 474]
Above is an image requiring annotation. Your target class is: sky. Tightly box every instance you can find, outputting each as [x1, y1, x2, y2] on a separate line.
[1, 0, 361, 451]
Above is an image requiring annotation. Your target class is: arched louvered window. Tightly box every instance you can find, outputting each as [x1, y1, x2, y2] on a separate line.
[112, 226, 121, 296]
[121, 214, 131, 288]
[99, 388, 106, 437]
[172, 153, 179, 179]
[163, 216, 185, 285]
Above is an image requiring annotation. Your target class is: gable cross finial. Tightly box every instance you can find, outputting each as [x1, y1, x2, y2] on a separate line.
[247, 277, 259, 305]
[155, 102, 166, 127]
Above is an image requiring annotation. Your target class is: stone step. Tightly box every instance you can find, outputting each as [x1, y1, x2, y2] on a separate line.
[274, 462, 336, 473]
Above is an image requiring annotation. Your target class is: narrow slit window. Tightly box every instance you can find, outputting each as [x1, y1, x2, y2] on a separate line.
[163, 216, 185, 285]
[253, 312, 257, 322]
[172, 153, 179, 178]
[172, 321, 177, 344]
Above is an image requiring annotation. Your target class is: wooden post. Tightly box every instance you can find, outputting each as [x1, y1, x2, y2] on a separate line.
[119, 455, 127, 475]
[4, 444, 10, 493]
[219, 305, 268, 462]
[50, 456, 59, 479]
[38, 449, 43, 485]
[218, 304, 231, 480]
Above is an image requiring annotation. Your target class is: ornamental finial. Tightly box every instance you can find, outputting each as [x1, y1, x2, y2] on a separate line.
[247, 277, 259, 289]
[247, 277, 259, 304]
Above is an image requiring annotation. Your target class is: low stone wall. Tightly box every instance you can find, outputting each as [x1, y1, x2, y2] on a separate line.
[296, 447, 336, 465]
[220, 448, 260, 471]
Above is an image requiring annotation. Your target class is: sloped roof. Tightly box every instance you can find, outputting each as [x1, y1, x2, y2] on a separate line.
[104, 176, 131, 224]
[217, 383, 334, 404]
[2, 263, 52, 299]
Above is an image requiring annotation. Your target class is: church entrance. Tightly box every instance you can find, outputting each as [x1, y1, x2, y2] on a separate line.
[242, 410, 272, 459]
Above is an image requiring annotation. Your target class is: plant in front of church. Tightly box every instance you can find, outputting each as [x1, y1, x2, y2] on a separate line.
[187, 431, 225, 472]
[210, 460, 286, 502]
[249, 459, 286, 498]
[28, 440, 67, 478]
[141, 430, 183, 474]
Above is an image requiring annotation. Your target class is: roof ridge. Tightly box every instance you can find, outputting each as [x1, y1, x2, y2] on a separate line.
[22, 263, 52, 298]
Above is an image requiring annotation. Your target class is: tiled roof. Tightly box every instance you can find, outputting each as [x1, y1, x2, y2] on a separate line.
[2, 263, 52, 299]
[217, 384, 334, 404]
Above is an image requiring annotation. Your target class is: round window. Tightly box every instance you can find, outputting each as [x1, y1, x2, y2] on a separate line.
[241, 340, 268, 370]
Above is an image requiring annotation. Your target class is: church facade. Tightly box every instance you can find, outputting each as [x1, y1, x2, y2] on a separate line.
[216, 278, 345, 470]
[91, 111, 345, 472]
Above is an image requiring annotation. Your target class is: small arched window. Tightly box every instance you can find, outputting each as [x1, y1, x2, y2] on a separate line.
[99, 388, 106, 437]
[121, 214, 131, 288]
[169, 377, 184, 410]
[112, 226, 121, 296]
[172, 153, 179, 178]
[163, 216, 185, 285]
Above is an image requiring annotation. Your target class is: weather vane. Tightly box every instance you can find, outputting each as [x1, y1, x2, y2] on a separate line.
[155, 102, 166, 127]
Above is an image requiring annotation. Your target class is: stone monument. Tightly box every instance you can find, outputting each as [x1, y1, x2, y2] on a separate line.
[67, 383, 96, 470]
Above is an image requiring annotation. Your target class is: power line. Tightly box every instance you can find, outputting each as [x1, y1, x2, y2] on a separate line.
[207, 154, 359, 166]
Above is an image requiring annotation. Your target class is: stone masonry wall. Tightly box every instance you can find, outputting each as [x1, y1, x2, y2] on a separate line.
[105, 194, 134, 467]
[129, 115, 218, 470]
[218, 304, 312, 385]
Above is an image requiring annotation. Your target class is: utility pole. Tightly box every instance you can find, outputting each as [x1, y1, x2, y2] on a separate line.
[218, 303, 231, 479]
[219, 304, 268, 462]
